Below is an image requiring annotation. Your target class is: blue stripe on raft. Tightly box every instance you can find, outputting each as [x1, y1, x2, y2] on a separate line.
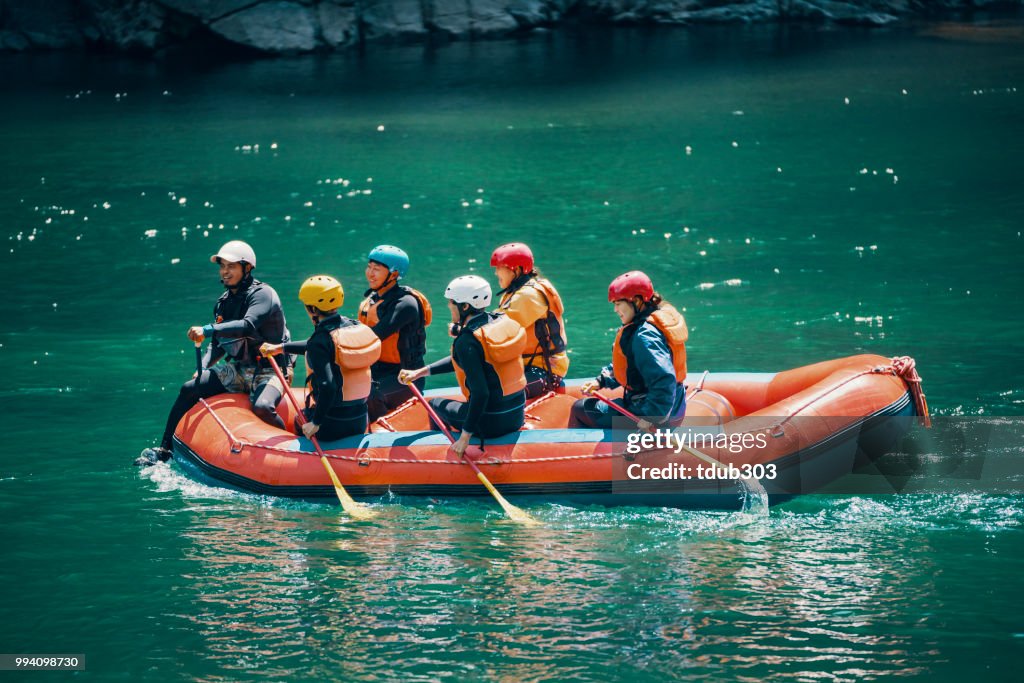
[296, 426, 617, 452]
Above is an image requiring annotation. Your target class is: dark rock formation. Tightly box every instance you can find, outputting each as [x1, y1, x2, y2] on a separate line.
[0, 0, 1021, 53]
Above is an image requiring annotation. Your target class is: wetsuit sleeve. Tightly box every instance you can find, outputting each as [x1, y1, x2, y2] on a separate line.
[456, 337, 490, 435]
[282, 340, 307, 355]
[306, 334, 339, 425]
[209, 287, 276, 339]
[503, 288, 547, 329]
[629, 325, 680, 423]
[370, 295, 420, 340]
[427, 355, 454, 375]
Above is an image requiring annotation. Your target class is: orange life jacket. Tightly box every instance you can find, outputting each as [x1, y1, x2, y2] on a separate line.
[451, 315, 527, 400]
[357, 286, 432, 365]
[305, 322, 381, 402]
[612, 303, 688, 390]
[497, 277, 568, 372]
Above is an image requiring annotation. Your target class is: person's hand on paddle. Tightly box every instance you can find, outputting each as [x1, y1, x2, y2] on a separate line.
[187, 326, 206, 343]
[301, 421, 320, 439]
[450, 430, 473, 458]
[580, 379, 600, 396]
[637, 418, 654, 432]
[399, 367, 429, 385]
[260, 342, 283, 357]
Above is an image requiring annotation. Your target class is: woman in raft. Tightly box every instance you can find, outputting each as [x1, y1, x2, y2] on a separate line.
[400, 275, 527, 456]
[490, 242, 569, 398]
[570, 270, 688, 431]
[262, 275, 381, 440]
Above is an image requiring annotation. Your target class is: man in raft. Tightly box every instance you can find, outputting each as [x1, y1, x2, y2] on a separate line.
[570, 271, 688, 431]
[491, 242, 569, 398]
[357, 245, 432, 419]
[262, 275, 381, 440]
[136, 240, 291, 466]
[399, 275, 527, 457]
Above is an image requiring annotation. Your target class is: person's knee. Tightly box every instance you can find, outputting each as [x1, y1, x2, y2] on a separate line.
[252, 403, 275, 421]
[178, 378, 201, 401]
[252, 392, 282, 424]
[569, 399, 591, 428]
[182, 370, 224, 399]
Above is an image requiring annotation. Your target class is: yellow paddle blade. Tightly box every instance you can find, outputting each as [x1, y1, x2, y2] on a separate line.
[321, 456, 377, 520]
[475, 472, 541, 527]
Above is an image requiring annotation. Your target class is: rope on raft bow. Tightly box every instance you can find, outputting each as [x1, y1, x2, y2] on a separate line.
[890, 356, 931, 428]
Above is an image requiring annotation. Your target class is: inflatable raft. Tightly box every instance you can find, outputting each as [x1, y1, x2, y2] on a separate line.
[171, 354, 929, 509]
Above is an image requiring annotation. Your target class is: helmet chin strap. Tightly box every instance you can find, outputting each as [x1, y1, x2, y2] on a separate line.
[368, 271, 396, 296]
[452, 302, 479, 334]
[224, 267, 254, 291]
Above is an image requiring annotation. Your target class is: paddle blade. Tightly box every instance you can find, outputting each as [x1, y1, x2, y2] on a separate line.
[503, 502, 542, 527]
[474, 472, 541, 527]
[321, 456, 377, 520]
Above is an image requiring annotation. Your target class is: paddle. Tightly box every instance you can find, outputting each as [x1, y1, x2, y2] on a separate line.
[406, 382, 540, 526]
[194, 341, 203, 377]
[264, 354, 376, 520]
[586, 389, 769, 508]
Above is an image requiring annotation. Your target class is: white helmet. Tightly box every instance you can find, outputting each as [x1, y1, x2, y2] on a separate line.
[210, 240, 256, 268]
[445, 275, 492, 308]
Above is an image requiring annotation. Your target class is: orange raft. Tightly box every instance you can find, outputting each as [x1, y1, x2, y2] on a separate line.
[172, 354, 928, 509]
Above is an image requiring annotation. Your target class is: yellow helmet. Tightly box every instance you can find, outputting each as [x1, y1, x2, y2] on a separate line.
[299, 275, 344, 310]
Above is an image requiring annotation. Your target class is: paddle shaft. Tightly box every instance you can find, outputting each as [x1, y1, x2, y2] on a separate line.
[405, 382, 538, 525]
[589, 391, 656, 431]
[406, 382, 457, 443]
[194, 342, 203, 376]
[590, 391, 747, 475]
[264, 354, 371, 515]
[265, 357, 324, 453]
[406, 382, 490, 479]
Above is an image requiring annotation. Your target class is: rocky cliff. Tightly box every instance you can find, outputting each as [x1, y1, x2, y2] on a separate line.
[0, 0, 1020, 53]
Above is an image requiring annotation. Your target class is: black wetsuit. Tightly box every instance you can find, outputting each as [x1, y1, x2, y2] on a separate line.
[283, 314, 368, 441]
[158, 276, 290, 450]
[426, 312, 525, 439]
[362, 284, 427, 419]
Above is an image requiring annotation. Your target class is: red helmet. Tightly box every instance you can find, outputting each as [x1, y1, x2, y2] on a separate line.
[490, 242, 534, 271]
[608, 271, 654, 302]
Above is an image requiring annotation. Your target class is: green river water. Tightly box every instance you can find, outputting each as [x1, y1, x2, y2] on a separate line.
[1, 22, 1022, 681]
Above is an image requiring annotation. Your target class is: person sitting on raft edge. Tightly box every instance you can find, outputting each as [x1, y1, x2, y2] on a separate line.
[357, 245, 432, 420]
[491, 242, 569, 398]
[136, 240, 292, 467]
[570, 270, 688, 431]
[261, 275, 381, 441]
[398, 275, 527, 457]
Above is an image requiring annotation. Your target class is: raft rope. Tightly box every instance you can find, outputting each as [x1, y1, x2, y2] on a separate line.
[767, 356, 931, 435]
[887, 355, 931, 427]
[197, 397, 243, 452]
[195, 396, 623, 465]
